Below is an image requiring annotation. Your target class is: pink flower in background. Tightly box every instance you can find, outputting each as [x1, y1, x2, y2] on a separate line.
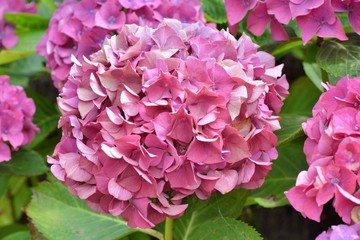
[224, 0, 356, 44]
[48, 19, 288, 228]
[36, 0, 207, 91]
[332, 0, 360, 35]
[286, 76, 360, 225]
[297, 0, 347, 44]
[0, 0, 36, 49]
[247, 2, 289, 41]
[316, 222, 360, 240]
[224, 0, 257, 25]
[0, 75, 39, 162]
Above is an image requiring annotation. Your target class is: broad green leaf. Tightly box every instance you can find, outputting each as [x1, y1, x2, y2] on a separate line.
[199, 0, 227, 24]
[27, 181, 137, 240]
[247, 138, 307, 207]
[303, 62, 324, 92]
[0, 30, 45, 65]
[188, 218, 262, 240]
[173, 189, 249, 240]
[281, 77, 322, 116]
[0, 149, 48, 176]
[25, 90, 60, 149]
[316, 34, 360, 84]
[4, 13, 48, 31]
[276, 114, 308, 147]
[2, 231, 29, 240]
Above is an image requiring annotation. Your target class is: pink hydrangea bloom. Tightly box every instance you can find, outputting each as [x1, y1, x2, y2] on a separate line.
[48, 19, 288, 228]
[0, 0, 36, 49]
[36, 0, 207, 91]
[0, 75, 39, 162]
[224, 0, 357, 44]
[316, 222, 360, 240]
[286, 76, 360, 224]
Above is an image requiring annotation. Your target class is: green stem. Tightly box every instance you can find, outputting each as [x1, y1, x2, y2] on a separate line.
[321, 68, 329, 83]
[164, 217, 174, 240]
[138, 229, 164, 240]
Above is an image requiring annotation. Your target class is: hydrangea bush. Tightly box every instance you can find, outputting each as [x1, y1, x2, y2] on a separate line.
[0, 0, 360, 239]
[37, 0, 206, 91]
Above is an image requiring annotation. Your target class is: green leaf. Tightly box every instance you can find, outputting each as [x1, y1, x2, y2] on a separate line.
[2, 231, 30, 240]
[281, 76, 322, 116]
[0, 176, 9, 198]
[0, 224, 28, 239]
[4, 55, 47, 77]
[271, 39, 303, 59]
[0, 149, 48, 176]
[39, 0, 59, 14]
[247, 138, 307, 207]
[276, 114, 308, 147]
[188, 218, 262, 240]
[27, 181, 136, 240]
[303, 62, 324, 92]
[0, 30, 45, 65]
[199, 0, 227, 24]
[25, 90, 60, 149]
[4, 13, 48, 31]
[173, 189, 249, 240]
[316, 34, 360, 84]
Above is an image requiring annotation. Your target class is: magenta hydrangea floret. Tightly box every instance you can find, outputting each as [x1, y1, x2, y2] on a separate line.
[0, 0, 36, 49]
[225, 0, 357, 44]
[36, 0, 207, 91]
[316, 222, 360, 240]
[286, 76, 360, 225]
[0, 75, 39, 162]
[48, 19, 288, 229]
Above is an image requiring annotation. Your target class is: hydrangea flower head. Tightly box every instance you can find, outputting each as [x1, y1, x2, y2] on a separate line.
[0, 75, 39, 162]
[316, 222, 360, 240]
[286, 76, 360, 224]
[0, 0, 36, 49]
[48, 19, 288, 229]
[36, 0, 207, 91]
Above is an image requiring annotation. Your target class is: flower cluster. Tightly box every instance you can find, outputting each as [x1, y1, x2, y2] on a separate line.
[0, 0, 37, 49]
[286, 76, 360, 224]
[316, 222, 360, 240]
[0, 75, 39, 162]
[48, 19, 288, 228]
[224, 0, 359, 44]
[36, 0, 206, 91]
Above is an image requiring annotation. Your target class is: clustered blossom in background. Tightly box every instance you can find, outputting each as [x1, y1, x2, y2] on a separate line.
[36, 0, 206, 91]
[48, 19, 288, 228]
[0, 75, 39, 162]
[225, 0, 360, 44]
[286, 76, 360, 236]
[0, 0, 37, 49]
[316, 222, 360, 240]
